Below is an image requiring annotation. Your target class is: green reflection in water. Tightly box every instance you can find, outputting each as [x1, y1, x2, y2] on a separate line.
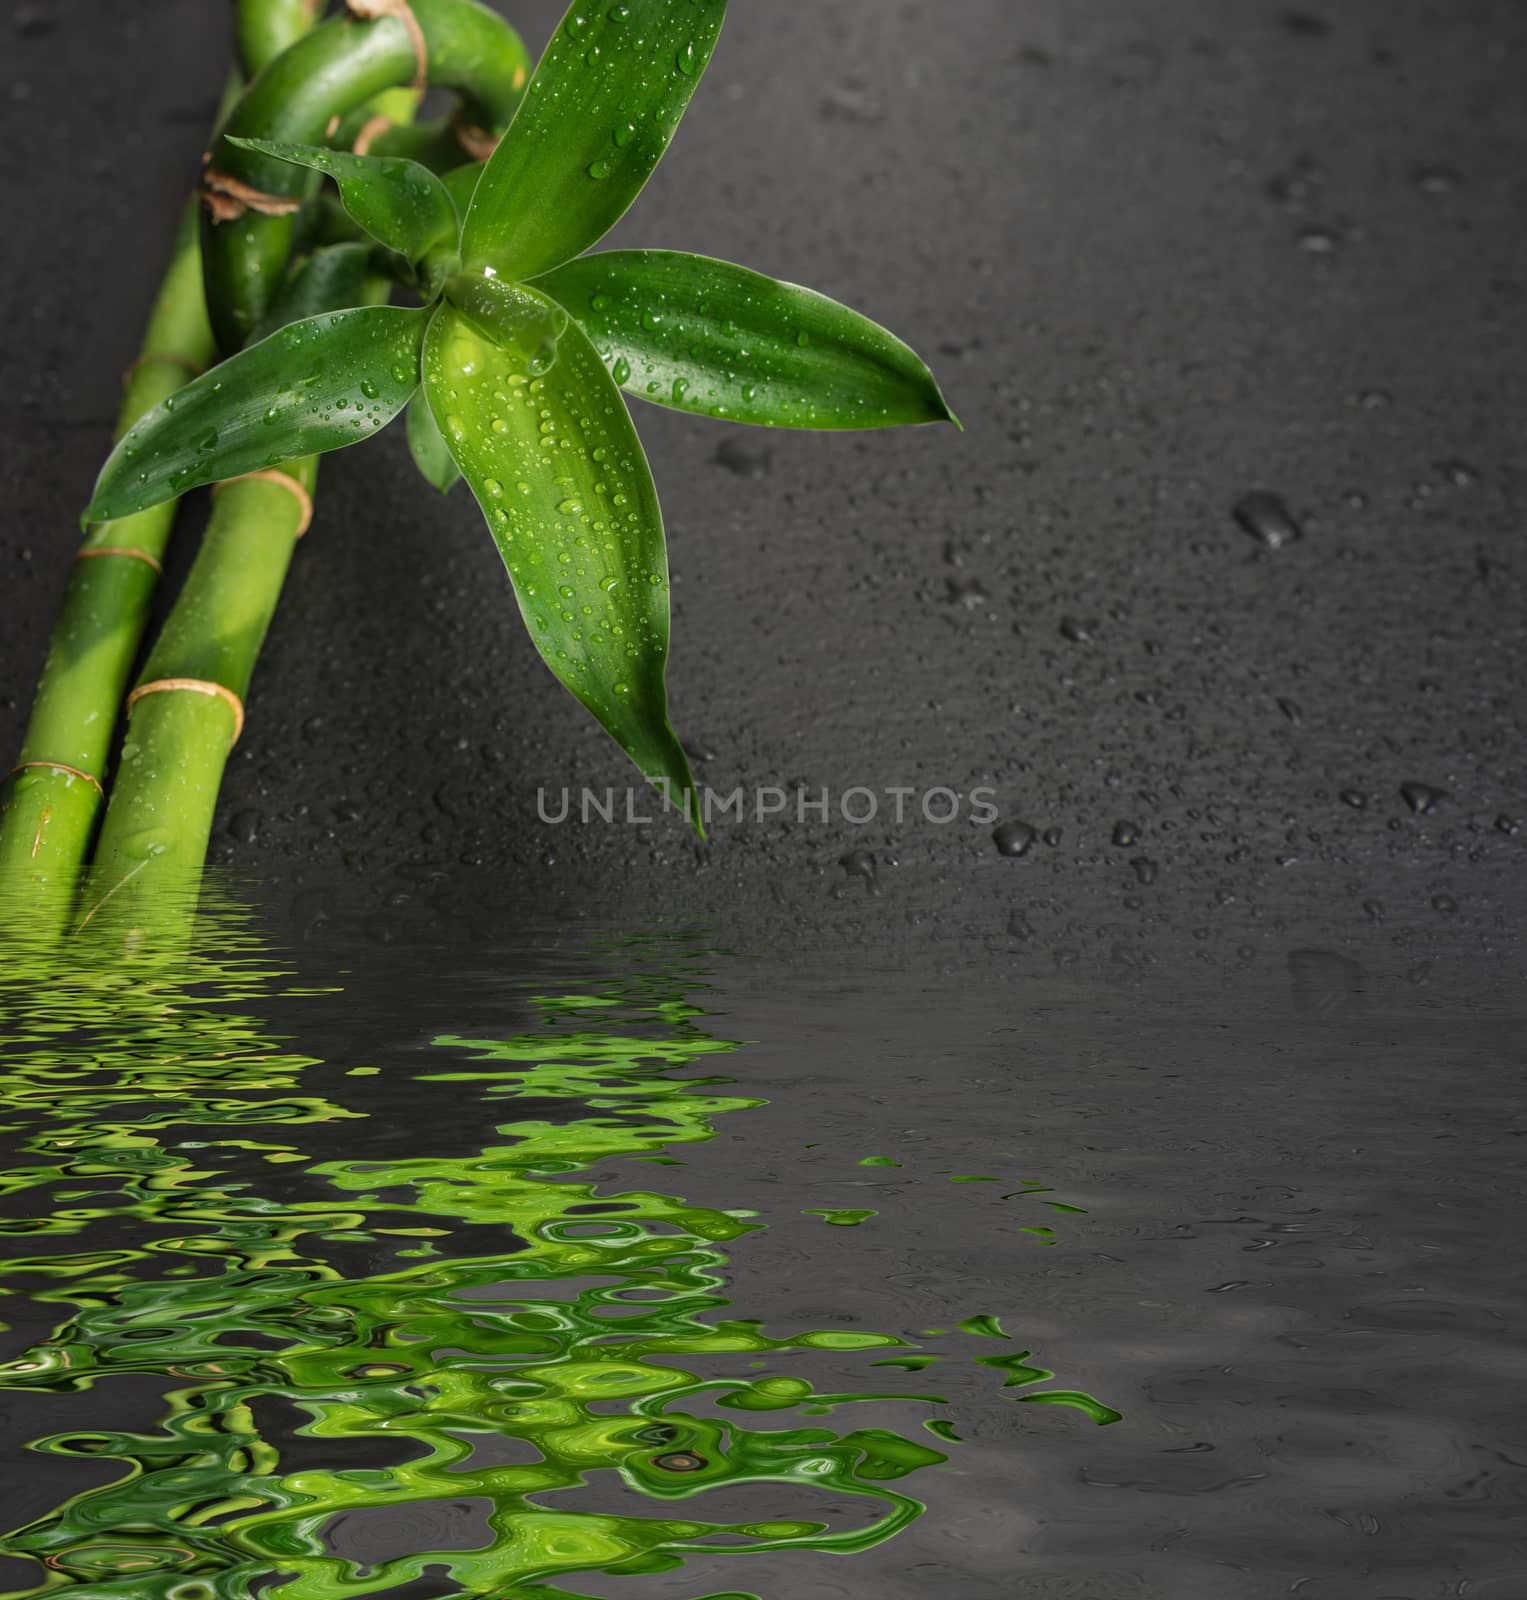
[0, 889, 1118, 1598]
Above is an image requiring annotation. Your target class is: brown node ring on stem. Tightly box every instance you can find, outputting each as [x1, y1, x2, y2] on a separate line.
[127, 680, 246, 750]
[1, 762, 105, 800]
[452, 109, 501, 163]
[213, 470, 315, 538]
[352, 114, 395, 156]
[199, 162, 305, 225]
[74, 547, 165, 575]
[347, 0, 429, 92]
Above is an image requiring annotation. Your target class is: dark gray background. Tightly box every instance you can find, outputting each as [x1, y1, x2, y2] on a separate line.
[2, 0, 1523, 987]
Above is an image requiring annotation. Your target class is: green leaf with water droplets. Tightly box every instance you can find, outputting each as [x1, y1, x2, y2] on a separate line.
[407, 393, 460, 494]
[84, 306, 429, 525]
[229, 137, 459, 266]
[421, 301, 701, 833]
[462, 0, 728, 281]
[446, 272, 570, 370]
[533, 250, 958, 430]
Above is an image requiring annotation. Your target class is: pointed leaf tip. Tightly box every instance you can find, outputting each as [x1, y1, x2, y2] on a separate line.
[421, 302, 698, 824]
[533, 251, 955, 431]
[85, 306, 430, 525]
[228, 136, 459, 266]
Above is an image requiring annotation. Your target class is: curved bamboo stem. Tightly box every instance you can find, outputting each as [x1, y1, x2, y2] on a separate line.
[203, 0, 529, 350]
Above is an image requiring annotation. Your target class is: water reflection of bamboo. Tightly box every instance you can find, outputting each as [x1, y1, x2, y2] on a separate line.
[0, 891, 1117, 1598]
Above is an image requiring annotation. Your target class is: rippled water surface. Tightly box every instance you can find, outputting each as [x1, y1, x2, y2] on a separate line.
[0, 881, 1521, 1599]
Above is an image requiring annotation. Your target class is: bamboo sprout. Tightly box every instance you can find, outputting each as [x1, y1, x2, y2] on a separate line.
[77, 7, 529, 938]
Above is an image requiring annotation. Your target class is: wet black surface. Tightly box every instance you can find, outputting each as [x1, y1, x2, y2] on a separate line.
[2, 1, 1525, 988]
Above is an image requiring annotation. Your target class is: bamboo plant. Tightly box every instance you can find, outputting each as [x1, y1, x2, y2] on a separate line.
[12, 0, 956, 928]
[0, 1, 325, 924]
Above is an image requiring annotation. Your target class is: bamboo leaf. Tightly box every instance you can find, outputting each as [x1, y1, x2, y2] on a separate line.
[249, 242, 384, 344]
[421, 301, 700, 830]
[446, 271, 569, 371]
[535, 250, 959, 430]
[85, 307, 430, 525]
[461, 0, 728, 281]
[407, 392, 461, 493]
[228, 137, 458, 265]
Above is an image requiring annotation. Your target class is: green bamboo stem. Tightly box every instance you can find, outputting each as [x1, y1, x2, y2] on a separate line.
[76, 462, 318, 940]
[236, 0, 328, 79]
[0, 208, 213, 903]
[0, 5, 326, 922]
[203, 0, 529, 351]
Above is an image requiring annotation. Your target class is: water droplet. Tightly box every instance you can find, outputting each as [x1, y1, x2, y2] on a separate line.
[672, 377, 690, 404]
[1400, 781, 1447, 815]
[1233, 491, 1303, 549]
[676, 39, 699, 75]
[1414, 165, 1460, 194]
[1111, 820, 1139, 848]
[360, 379, 380, 399]
[1339, 788, 1367, 809]
[588, 158, 614, 180]
[1130, 857, 1159, 886]
[611, 356, 632, 384]
[1296, 223, 1339, 254]
[992, 820, 1036, 857]
[1058, 616, 1094, 643]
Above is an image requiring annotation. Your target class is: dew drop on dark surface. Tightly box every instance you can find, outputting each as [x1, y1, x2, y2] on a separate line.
[1295, 223, 1339, 254]
[839, 848, 877, 883]
[228, 809, 261, 846]
[1495, 814, 1521, 836]
[1339, 789, 1368, 810]
[1112, 820, 1139, 848]
[1058, 616, 1095, 643]
[713, 437, 772, 477]
[1233, 492, 1304, 549]
[992, 820, 1037, 857]
[1130, 857, 1159, 886]
[1414, 164, 1461, 193]
[1400, 781, 1448, 815]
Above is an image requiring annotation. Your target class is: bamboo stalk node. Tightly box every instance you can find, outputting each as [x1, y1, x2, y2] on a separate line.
[123, 352, 205, 387]
[74, 547, 165, 575]
[1, 762, 105, 800]
[452, 110, 501, 163]
[127, 679, 246, 749]
[347, 0, 429, 92]
[200, 163, 304, 224]
[352, 114, 394, 156]
[214, 470, 314, 537]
